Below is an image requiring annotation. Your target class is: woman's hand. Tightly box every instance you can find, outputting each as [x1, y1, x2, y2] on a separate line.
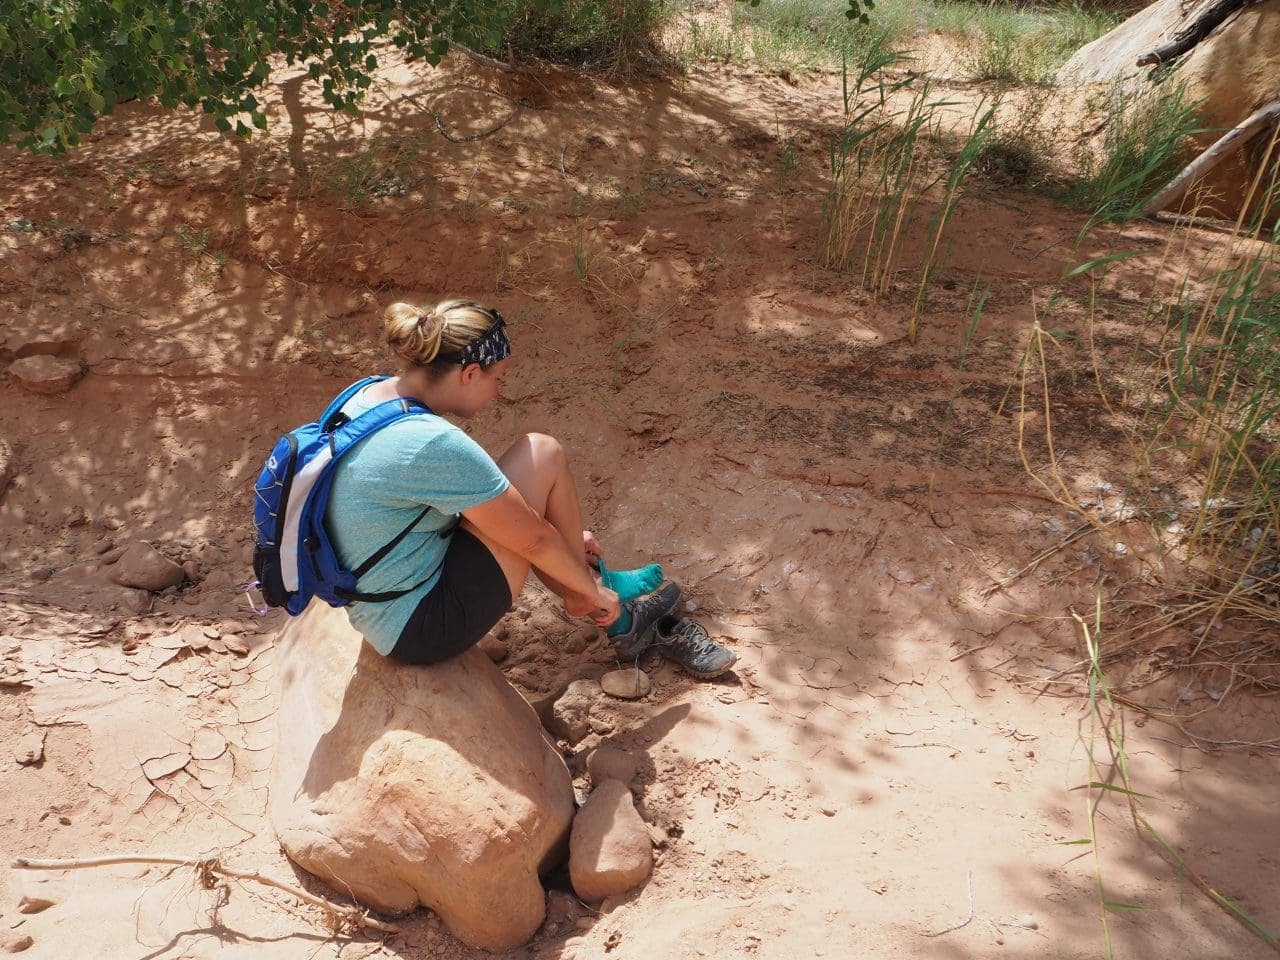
[582, 530, 604, 566]
[566, 583, 620, 627]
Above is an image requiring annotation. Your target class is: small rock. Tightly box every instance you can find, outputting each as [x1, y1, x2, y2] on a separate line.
[141, 751, 190, 780]
[179, 625, 210, 651]
[588, 716, 615, 736]
[601, 668, 650, 700]
[586, 745, 639, 785]
[547, 679, 601, 743]
[562, 629, 591, 655]
[6, 355, 84, 395]
[28, 567, 53, 583]
[221, 633, 248, 655]
[120, 589, 151, 615]
[569, 779, 653, 902]
[181, 560, 201, 583]
[545, 890, 580, 926]
[103, 541, 184, 592]
[14, 728, 45, 765]
[17, 893, 56, 914]
[0, 933, 34, 953]
[477, 634, 509, 662]
[820, 805, 837, 817]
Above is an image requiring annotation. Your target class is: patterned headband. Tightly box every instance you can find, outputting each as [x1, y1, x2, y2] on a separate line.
[437, 311, 511, 367]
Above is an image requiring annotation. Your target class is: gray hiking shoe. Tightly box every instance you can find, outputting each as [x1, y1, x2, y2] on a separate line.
[608, 581, 682, 661]
[653, 616, 737, 679]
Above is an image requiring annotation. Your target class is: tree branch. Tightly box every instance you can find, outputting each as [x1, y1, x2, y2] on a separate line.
[1141, 92, 1280, 216]
[1136, 0, 1254, 66]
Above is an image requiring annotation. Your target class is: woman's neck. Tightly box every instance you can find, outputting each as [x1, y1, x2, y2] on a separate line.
[393, 367, 458, 415]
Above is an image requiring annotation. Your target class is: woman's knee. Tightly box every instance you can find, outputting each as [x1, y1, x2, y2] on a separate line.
[523, 432, 567, 472]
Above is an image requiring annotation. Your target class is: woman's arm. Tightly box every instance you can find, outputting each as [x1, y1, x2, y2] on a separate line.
[462, 487, 618, 623]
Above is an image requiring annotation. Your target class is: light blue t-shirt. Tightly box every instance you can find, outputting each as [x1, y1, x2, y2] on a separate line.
[325, 386, 509, 654]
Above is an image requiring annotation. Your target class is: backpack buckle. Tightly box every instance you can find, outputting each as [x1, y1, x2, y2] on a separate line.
[244, 580, 271, 616]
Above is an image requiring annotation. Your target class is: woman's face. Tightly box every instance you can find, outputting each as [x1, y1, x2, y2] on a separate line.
[459, 358, 508, 417]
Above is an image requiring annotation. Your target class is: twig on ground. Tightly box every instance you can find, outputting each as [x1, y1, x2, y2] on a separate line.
[400, 85, 521, 144]
[893, 742, 962, 755]
[923, 869, 975, 937]
[11, 854, 400, 936]
[449, 40, 518, 73]
[980, 522, 1097, 599]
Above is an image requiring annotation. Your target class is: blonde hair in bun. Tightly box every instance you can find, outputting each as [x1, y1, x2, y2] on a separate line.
[383, 299, 498, 372]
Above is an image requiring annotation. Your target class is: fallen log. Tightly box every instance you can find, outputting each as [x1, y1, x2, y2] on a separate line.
[1136, 0, 1254, 66]
[1141, 93, 1280, 217]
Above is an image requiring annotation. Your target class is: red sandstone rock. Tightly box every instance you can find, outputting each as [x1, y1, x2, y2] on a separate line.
[569, 778, 653, 902]
[6, 355, 83, 395]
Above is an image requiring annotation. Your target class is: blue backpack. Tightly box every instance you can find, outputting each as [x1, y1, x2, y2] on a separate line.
[251, 376, 434, 616]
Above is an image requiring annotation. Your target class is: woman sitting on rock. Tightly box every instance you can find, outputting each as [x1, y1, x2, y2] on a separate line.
[325, 298, 735, 678]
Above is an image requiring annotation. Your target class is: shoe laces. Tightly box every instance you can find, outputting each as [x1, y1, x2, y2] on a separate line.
[632, 589, 669, 619]
[660, 618, 715, 656]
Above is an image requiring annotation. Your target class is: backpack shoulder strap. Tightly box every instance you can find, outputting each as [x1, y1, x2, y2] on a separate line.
[318, 375, 389, 432]
[319, 396, 438, 583]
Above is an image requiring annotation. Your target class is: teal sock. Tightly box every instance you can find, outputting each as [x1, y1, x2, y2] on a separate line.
[597, 559, 663, 603]
[607, 606, 633, 638]
[598, 559, 662, 637]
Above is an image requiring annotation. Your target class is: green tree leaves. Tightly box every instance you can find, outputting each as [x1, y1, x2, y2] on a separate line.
[0, 0, 482, 152]
[2, 0, 873, 152]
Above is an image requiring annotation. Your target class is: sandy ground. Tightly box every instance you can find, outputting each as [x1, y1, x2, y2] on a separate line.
[0, 47, 1277, 960]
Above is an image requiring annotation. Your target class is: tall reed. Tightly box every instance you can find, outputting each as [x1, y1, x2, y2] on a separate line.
[1074, 598, 1279, 954]
[819, 39, 993, 340]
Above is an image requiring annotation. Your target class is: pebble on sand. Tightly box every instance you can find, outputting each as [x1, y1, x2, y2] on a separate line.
[600, 668, 650, 700]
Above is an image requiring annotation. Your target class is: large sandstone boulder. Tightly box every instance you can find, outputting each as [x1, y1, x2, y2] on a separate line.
[1058, 0, 1280, 217]
[269, 604, 574, 950]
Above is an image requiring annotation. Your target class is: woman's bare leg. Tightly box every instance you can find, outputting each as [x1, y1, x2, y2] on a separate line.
[460, 433, 591, 606]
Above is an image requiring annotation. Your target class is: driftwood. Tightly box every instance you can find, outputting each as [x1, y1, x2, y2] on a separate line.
[11, 854, 401, 937]
[1136, 0, 1255, 66]
[1141, 93, 1280, 216]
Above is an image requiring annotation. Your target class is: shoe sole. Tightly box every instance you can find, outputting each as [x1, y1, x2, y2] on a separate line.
[662, 648, 737, 680]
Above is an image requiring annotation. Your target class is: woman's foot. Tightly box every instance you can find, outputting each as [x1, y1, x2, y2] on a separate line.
[608, 582, 682, 660]
[597, 558, 664, 603]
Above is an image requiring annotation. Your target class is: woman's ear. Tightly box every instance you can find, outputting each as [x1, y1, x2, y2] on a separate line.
[458, 362, 482, 385]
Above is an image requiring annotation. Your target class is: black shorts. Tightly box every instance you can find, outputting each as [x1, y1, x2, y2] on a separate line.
[389, 528, 512, 666]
